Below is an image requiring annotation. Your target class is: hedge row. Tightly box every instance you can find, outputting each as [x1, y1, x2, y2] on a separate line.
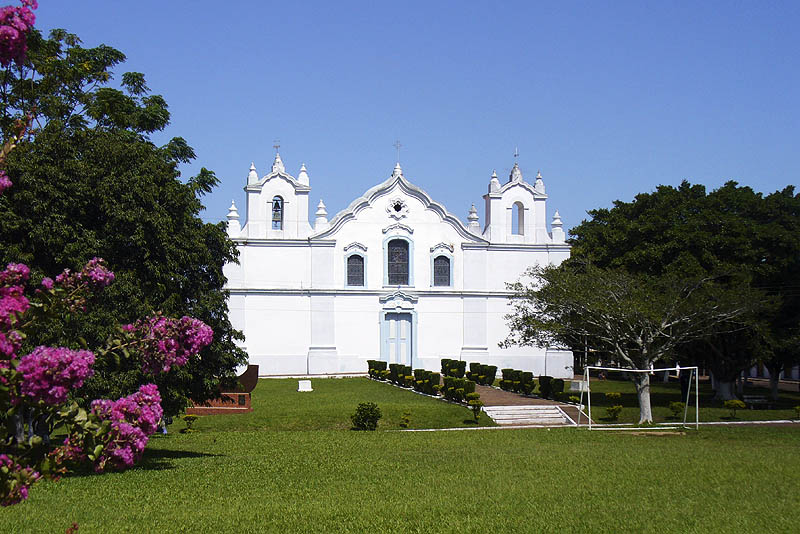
[412, 369, 441, 396]
[365, 361, 480, 407]
[498, 370, 566, 399]
[465, 362, 498, 386]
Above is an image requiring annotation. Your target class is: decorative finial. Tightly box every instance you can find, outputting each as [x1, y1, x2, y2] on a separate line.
[534, 169, 545, 194]
[314, 199, 329, 231]
[247, 162, 258, 184]
[509, 162, 523, 182]
[514, 146, 519, 160]
[489, 170, 500, 192]
[226, 200, 241, 236]
[551, 209, 565, 243]
[298, 163, 309, 185]
[392, 162, 403, 178]
[271, 152, 285, 174]
[227, 200, 239, 219]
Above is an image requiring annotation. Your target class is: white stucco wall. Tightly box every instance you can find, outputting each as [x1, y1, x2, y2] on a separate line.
[224, 158, 573, 378]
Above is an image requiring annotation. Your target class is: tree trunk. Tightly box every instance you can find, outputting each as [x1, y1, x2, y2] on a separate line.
[633, 372, 653, 424]
[713, 379, 737, 401]
[769, 374, 780, 402]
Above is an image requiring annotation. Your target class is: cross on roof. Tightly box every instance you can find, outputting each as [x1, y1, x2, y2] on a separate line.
[393, 140, 402, 163]
[273, 139, 281, 153]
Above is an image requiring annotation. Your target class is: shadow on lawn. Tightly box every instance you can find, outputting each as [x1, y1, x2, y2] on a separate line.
[136, 447, 223, 471]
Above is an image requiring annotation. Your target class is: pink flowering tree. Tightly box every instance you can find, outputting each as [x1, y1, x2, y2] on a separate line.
[0, 258, 213, 505]
[0, 2, 215, 506]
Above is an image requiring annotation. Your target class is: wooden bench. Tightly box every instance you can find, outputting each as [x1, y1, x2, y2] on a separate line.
[742, 395, 771, 409]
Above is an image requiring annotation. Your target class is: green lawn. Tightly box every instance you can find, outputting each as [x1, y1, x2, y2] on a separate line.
[193, 377, 495, 431]
[576, 377, 800, 424]
[3, 378, 798, 533]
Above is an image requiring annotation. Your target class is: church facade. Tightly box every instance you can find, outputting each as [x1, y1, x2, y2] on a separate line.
[223, 153, 573, 378]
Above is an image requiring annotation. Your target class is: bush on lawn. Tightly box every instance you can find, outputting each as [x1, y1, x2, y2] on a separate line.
[605, 405, 623, 421]
[724, 399, 746, 419]
[669, 401, 685, 419]
[351, 402, 382, 430]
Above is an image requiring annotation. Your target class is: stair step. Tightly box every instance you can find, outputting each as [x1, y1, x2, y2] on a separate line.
[482, 404, 570, 426]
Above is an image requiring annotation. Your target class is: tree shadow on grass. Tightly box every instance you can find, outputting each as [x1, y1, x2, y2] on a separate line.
[57, 447, 223, 478]
[135, 447, 223, 471]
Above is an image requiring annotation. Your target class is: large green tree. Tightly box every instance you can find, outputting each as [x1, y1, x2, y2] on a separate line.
[504, 263, 758, 423]
[0, 29, 246, 416]
[568, 181, 800, 399]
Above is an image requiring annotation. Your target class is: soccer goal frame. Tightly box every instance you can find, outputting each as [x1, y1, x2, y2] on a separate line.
[577, 366, 699, 430]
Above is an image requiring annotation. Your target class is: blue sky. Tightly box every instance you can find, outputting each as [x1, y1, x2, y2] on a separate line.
[35, 1, 799, 232]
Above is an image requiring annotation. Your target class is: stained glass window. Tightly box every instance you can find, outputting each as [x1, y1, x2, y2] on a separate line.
[433, 255, 450, 286]
[387, 239, 409, 285]
[347, 255, 364, 286]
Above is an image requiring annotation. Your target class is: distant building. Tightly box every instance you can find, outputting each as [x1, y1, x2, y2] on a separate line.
[223, 153, 572, 377]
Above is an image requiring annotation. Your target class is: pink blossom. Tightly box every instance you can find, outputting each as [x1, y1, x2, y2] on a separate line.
[132, 315, 213, 374]
[17, 346, 95, 405]
[0, 285, 28, 328]
[55, 258, 115, 292]
[0, 331, 20, 357]
[0, 170, 11, 194]
[0, 454, 40, 506]
[40, 277, 53, 290]
[0, 263, 29, 286]
[0, 0, 37, 67]
[90, 384, 163, 472]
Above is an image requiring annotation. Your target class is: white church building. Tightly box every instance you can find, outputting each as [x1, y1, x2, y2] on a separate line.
[223, 153, 573, 378]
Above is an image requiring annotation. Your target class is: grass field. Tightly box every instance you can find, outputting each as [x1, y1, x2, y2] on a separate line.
[2, 378, 798, 533]
[578, 377, 800, 424]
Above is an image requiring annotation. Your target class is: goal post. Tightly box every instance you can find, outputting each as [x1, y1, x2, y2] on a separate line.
[577, 365, 699, 430]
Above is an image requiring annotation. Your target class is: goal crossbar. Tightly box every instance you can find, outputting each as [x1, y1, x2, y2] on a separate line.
[578, 366, 699, 430]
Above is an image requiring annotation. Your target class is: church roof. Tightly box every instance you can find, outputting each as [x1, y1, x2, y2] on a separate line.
[313, 164, 488, 243]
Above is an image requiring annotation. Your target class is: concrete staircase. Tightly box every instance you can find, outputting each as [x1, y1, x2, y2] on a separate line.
[482, 405, 573, 426]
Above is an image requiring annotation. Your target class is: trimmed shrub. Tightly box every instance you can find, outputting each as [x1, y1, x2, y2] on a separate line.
[351, 402, 381, 430]
[605, 392, 622, 401]
[605, 405, 623, 421]
[669, 401, 685, 419]
[441, 358, 454, 376]
[468, 398, 484, 422]
[399, 412, 411, 429]
[569, 395, 580, 404]
[485, 366, 497, 386]
[539, 376, 553, 399]
[501, 368, 514, 381]
[794, 405, 800, 420]
[724, 399, 746, 419]
[552, 379, 565, 396]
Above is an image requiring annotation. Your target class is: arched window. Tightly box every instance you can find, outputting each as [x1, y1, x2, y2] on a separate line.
[271, 196, 283, 230]
[512, 201, 524, 235]
[387, 239, 409, 285]
[433, 255, 450, 286]
[347, 254, 365, 287]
